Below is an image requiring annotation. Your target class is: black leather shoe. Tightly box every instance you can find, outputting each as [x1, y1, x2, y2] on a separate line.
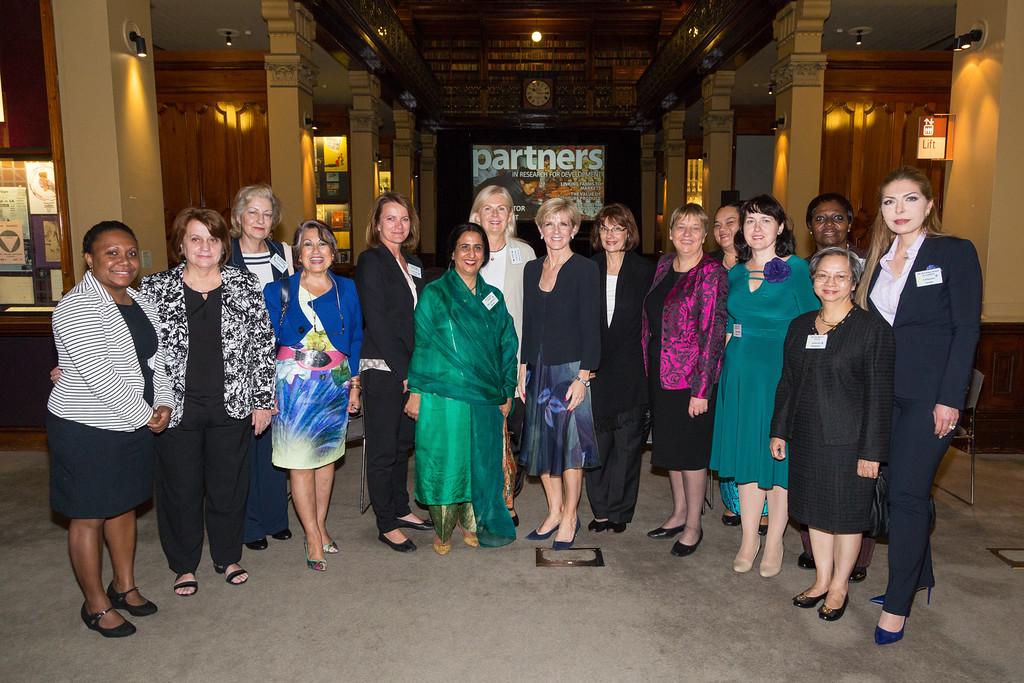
[797, 552, 816, 570]
[721, 513, 741, 527]
[588, 519, 609, 532]
[271, 528, 292, 541]
[792, 591, 827, 609]
[395, 518, 434, 531]
[647, 524, 686, 539]
[81, 603, 135, 638]
[849, 566, 867, 582]
[818, 594, 849, 621]
[608, 521, 627, 533]
[671, 530, 703, 557]
[106, 583, 158, 617]
[378, 533, 417, 552]
[245, 538, 269, 551]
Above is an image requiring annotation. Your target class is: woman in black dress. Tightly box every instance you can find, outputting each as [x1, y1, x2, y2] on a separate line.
[770, 247, 894, 622]
[584, 203, 654, 534]
[48, 222, 172, 637]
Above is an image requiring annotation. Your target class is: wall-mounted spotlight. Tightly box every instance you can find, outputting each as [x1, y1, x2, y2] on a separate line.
[953, 28, 984, 51]
[771, 115, 787, 132]
[303, 115, 320, 131]
[128, 30, 147, 57]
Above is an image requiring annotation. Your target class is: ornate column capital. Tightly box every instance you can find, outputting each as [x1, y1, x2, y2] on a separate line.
[264, 54, 318, 95]
[770, 55, 827, 93]
[350, 111, 380, 134]
[701, 111, 734, 135]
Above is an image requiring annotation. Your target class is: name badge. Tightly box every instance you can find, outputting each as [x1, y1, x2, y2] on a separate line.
[270, 253, 289, 272]
[806, 334, 828, 349]
[407, 264, 422, 279]
[915, 267, 942, 287]
[482, 292, 499, 310]
[509, 247, 523, 264]
[732, 324, 742, 338]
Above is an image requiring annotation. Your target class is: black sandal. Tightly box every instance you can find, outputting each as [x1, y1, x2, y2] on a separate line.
[172, 574, 199, 597]
[107, 582, 158, 616]
[80, 603, 135, 638]
[214, 564, 249, 585]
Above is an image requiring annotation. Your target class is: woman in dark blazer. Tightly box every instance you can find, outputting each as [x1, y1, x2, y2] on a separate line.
[142, 208, 276, 594]
[354, 192, 432, 552]
[228, 184, 294, 552]
[857, 166, 982, 645]
[584, 204, 654, 534]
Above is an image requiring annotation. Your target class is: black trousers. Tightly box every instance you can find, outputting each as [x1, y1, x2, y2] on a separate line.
[155, 396, 252, 574]
[243, 426, 289, 542]
[884, 396, 952, 616]
[362, 369, 414, 534]
[585, 408, 646, 524]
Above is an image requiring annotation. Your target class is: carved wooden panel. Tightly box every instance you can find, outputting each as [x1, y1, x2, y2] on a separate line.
[974, 323, 1024, 452]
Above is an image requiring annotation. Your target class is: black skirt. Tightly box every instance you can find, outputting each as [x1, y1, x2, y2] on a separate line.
[649, 372, 717, 471]
[47, 413, 154, 519]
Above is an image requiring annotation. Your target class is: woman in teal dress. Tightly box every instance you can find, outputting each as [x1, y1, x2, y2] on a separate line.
[710, 195, 819, 578]
[264, 221, 363, 571]
[406, 223, 518, 555]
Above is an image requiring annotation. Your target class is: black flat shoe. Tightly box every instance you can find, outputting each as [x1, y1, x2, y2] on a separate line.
[245, 538, 269, 551]
[758, 523, 768, 536]
[797, 552, 816, 570]
[379, 533, 417, 552]
[510, 511, 520, 527]
[849, 566, 867, 583]
[818, 594, 849, 621]
[588, 519, 609, 532]
[647, 524, 686, 539]
[608, 521, 627, 533]
[721, 513, 741, 527]
[271, 528, 292, 540]
[395, 518, 433, 531]
[81, 603, 135, 638]
[106, 582, 157, 617]
[671, 530, 703, 557]
[792, 591, 827, 609]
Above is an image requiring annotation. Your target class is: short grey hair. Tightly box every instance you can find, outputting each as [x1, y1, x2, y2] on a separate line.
[230, 184, 281, 238]
[809, 246, 864, 287]
[292, 220, 338, 262]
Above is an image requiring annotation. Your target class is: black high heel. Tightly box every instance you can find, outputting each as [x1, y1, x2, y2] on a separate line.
[106, 582, 157, 617]
[81, 603, 135, 638]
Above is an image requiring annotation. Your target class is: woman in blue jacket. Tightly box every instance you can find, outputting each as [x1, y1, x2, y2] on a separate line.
[264, 220, 363, 571]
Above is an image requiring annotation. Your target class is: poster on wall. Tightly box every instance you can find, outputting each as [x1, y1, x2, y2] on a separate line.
[378, 171, 392, 195]
[31, 216, 61, 267]
[25, 161, 58, 214]
[0, 275, 34, 304]
[0, 220, 27, 265]
[0, 187, 30, 237]
[471, 144, 606, 220]
[321, 136, 348, 172]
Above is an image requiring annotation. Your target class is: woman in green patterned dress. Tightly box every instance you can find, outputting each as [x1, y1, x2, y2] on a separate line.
[264, 221, 363, 571]
[405, 223, 518, 555]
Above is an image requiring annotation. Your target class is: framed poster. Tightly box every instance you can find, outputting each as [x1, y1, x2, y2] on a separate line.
[31, 215, 62, 267]
[0, 220, 27, 265]
[25, 161, 58, 214]
[0, 187, 29, 237]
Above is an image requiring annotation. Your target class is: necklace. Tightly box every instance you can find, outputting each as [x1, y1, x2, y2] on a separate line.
[817, 306, 854, 328]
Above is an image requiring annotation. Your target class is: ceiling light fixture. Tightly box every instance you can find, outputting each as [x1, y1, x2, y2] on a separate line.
[767, 80, 775, 96]
[531, 30, 542, 43]
[855, 29, 863, 46]
[217, 28, 238, 48]
[848, 26, 873, 48]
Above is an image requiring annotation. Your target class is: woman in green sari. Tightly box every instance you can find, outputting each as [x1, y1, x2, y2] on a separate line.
[406, 223, 518, 555]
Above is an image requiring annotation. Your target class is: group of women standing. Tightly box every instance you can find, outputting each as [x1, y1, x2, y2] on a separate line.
[49, 165, 980, 647]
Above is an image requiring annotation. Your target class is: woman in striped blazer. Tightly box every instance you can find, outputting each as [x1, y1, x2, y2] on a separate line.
[48, 221, 173, 638]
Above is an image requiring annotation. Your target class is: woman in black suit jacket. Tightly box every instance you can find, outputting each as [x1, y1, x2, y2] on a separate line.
[584, 204, 655, 534]
[857, 166, 982, 645]
[354, 192, 432, 552]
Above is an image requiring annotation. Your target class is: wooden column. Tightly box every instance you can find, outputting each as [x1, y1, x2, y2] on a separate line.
[701, 70, 736, 211]
[261, 0, 317, 234]
[641, 131, 657, 254]
[661, 108, 686, 254]
[348, 70, 380, 258]
[771, 0, 830, 255]
[419, 130, 437, 256]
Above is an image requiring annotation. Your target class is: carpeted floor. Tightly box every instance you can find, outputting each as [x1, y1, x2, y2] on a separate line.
[0, 440, 1021, 682]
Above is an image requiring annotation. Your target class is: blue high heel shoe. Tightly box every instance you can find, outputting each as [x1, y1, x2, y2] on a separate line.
[869, 586, 932, 606]
[526, 525, 558, 541]
[552, 519, 581, 551]
[874, 621, 906, 645]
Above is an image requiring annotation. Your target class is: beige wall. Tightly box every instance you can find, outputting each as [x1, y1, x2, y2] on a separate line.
[53, 0, 167, 280]
[945, 0, 1024, 320]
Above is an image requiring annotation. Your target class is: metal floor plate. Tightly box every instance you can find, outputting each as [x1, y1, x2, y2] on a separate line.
[535, 547, 605, 567]
[987, 548, 1024, 569]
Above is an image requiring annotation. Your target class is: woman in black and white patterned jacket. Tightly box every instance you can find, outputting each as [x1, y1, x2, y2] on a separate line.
[141, 207, 275, 596]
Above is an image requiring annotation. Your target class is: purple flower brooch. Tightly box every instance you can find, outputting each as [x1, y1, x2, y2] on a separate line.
[763, 258, 791, 283]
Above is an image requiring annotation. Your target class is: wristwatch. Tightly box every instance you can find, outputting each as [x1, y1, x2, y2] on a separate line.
[574, 375, 591, 388]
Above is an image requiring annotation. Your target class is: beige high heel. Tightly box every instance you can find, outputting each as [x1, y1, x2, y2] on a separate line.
[759, 544, 784, 578]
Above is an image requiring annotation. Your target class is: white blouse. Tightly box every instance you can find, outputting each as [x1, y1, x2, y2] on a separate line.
[870, 232, 925, 325]
[605, 274, 618, 327]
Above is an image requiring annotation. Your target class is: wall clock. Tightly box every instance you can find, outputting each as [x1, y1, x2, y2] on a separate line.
[523, 78, 554, 109]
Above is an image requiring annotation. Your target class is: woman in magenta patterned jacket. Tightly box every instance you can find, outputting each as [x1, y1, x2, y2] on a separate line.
[641, 203, 729, 557]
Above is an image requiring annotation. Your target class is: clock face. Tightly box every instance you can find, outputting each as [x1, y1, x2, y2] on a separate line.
[525, 79, 552, 107]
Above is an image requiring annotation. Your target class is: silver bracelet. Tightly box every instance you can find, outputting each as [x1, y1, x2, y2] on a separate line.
[573, 375, 591, 388]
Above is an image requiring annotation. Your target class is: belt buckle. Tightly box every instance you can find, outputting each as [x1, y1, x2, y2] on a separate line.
[294, 348, 332, 368]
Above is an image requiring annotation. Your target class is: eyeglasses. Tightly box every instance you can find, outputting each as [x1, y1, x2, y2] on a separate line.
[812, 213, 847, 225]
[813, 272, 852, 283]
[245, 208, 275, 223]
[598, 224, 627, 234]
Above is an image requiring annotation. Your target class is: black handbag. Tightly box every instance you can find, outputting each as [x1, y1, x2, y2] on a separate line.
[868, 468, 889, 538]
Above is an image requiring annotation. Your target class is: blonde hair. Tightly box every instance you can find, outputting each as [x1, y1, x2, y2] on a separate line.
[856, 166, 944, 308]
[667, 203, 708, 234]
[469, 185, 518, 241]
[365, 192, 420, 252]
[535, 197, 581, 232]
